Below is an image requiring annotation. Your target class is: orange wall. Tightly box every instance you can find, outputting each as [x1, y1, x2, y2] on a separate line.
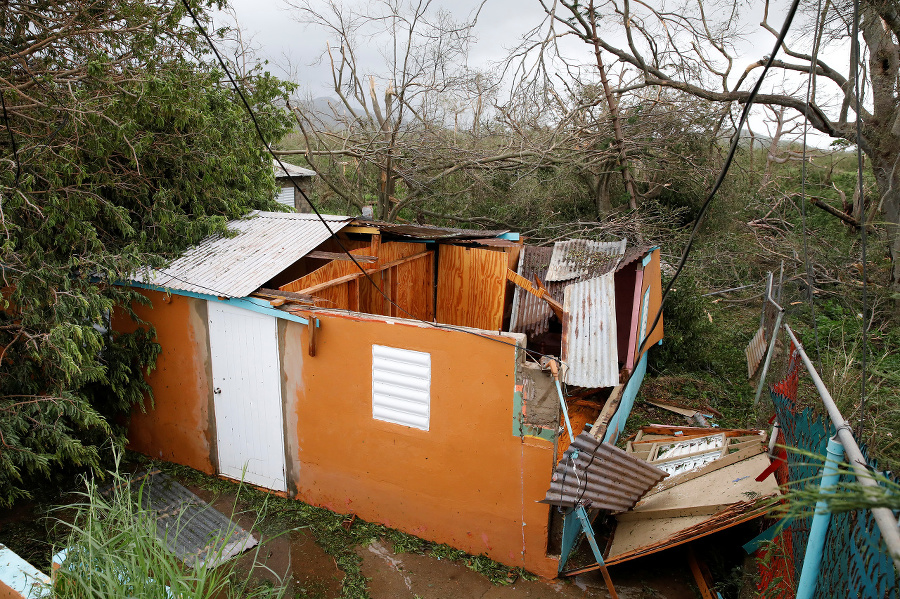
[119, 291, 215, 474]
[283, 311, 559, 578]
[639, 248, 664, 356]
[122, 293, 560, 577]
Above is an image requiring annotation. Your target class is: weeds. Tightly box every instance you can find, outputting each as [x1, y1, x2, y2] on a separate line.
[51, 456, 288, 599]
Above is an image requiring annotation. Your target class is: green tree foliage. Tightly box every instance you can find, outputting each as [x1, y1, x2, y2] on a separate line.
[0, 0, 293, 505]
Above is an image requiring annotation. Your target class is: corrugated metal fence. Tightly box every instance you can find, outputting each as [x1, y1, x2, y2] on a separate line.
[762, 349, 898, 598]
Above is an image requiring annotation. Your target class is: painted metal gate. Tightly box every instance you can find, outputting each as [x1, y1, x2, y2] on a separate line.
[207, 301, 287, 492]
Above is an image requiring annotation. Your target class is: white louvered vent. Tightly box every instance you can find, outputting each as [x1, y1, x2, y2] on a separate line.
[276, 186, 294, 207]
[372, 345, 431, 431]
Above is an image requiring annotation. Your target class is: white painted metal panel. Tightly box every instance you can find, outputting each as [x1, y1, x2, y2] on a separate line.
[561, 273, 619, 388]
[208, 301, 287, 492]
[136, 211, 350, 298]
[372, 345, 431, 430]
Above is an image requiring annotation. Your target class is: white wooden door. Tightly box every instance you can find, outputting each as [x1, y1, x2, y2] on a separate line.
[207, 301, 287, 492]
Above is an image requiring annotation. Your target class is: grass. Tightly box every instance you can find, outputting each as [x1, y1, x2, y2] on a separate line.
[50, 455, 288, 599]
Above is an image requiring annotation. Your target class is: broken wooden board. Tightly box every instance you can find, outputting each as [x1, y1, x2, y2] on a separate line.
[616, 453, 778, 522]
[604, 500, 775, 566]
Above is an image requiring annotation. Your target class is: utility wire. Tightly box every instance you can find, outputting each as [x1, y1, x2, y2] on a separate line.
[851, 0, 869, 439]
[178, 0, 573, 368]
[637, 0, 803, 359]
[800, 0, 825, 372]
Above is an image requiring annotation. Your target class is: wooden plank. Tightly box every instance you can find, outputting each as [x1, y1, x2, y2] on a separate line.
[294, 250, 432, 297]
[589, 384, 624, 439]
[435, 245, 507, 330]
[343, 225, 381, 234]
[279, 246, 376, 293]
[306, 251, 377, 263]
[687, 546, 716, 599]
[505, 269, 564, 320]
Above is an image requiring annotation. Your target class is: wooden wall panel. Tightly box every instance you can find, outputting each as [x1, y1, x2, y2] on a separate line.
[435, 245, 506, 330]
[394, 253, 434, 321]
[280, 246, 373, 293]
[315, 282, 350, 311]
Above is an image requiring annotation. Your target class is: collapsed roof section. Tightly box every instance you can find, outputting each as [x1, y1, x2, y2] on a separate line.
[134, 211, 660, 391]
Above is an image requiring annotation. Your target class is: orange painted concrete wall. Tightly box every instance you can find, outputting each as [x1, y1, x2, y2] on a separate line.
[121, 292, 560, 577]
[283, 312, 560, 578]
[118, 290, 215, 474]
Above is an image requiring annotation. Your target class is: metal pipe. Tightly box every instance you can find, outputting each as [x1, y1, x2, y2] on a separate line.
[796, 437, 845, 599]
[754, 310, 784, 406]
[555, 379, 575, 444]
[784, 324, 900, 571]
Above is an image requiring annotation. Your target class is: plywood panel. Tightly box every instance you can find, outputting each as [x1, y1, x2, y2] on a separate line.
[435, 245, 507, 330]
[314, 282, 350, 310]
[394, 253, 434, 321]
[280, 246, 374, 292]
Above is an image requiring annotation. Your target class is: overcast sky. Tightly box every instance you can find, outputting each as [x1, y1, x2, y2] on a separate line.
[218, 0, 850, 146]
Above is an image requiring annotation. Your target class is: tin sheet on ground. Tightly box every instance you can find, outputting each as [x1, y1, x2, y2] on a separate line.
[107, 469, 258, 568]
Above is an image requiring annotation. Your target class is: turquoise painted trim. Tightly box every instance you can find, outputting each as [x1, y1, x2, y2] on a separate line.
[640, 246, 660, 266]
[497, 232, 520, 241]
[743, 518, 792, 554]
[558, 508, 580, 572]
[797, 438, 845, 599]
[603, 351, 648, 445]
[127, 281, 309, 325]
[0, 543, 51, 598]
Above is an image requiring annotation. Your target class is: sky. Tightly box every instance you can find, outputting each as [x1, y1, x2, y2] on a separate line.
[217, 0, 852, 147]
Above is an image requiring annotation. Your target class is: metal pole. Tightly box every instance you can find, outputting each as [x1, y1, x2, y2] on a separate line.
[784, 324, 900, 572]
[796, 437, 845, 599]
[754, 310, 784, 406]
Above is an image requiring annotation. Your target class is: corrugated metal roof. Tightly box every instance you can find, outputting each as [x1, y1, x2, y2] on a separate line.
[561, 272, 619, 388]
[615, 245, 653, 272]
[274, 159, 316, 179]
[542, 433, 668, 510]
[136, 211, 350, 298]
[545, 239, 626, 282]
[111, 469, 257, 568]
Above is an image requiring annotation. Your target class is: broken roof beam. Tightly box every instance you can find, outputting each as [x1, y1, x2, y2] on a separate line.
[506, 268, 564, 321]
[293, 250, 433, 296]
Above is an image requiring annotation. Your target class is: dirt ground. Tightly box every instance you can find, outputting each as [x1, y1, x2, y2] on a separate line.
[185, 482, 701, 599]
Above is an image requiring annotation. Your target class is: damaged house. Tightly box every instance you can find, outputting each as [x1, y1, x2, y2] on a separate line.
[117, 210, 664, 578]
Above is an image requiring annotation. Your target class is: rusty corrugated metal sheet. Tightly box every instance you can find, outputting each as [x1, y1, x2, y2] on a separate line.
[561, 272, 619, 388]
[135, 211, 350, 298]
[545, 239, 626, 282]
[542, 433, 668, 510]
[509, 245, 560, 336]
[615, 245, 653, 272]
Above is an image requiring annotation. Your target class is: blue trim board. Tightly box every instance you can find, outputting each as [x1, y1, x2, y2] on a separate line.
[604, 351, 648, 445]
[497, 232, 520, 241]
[126, 281, 309, 326]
